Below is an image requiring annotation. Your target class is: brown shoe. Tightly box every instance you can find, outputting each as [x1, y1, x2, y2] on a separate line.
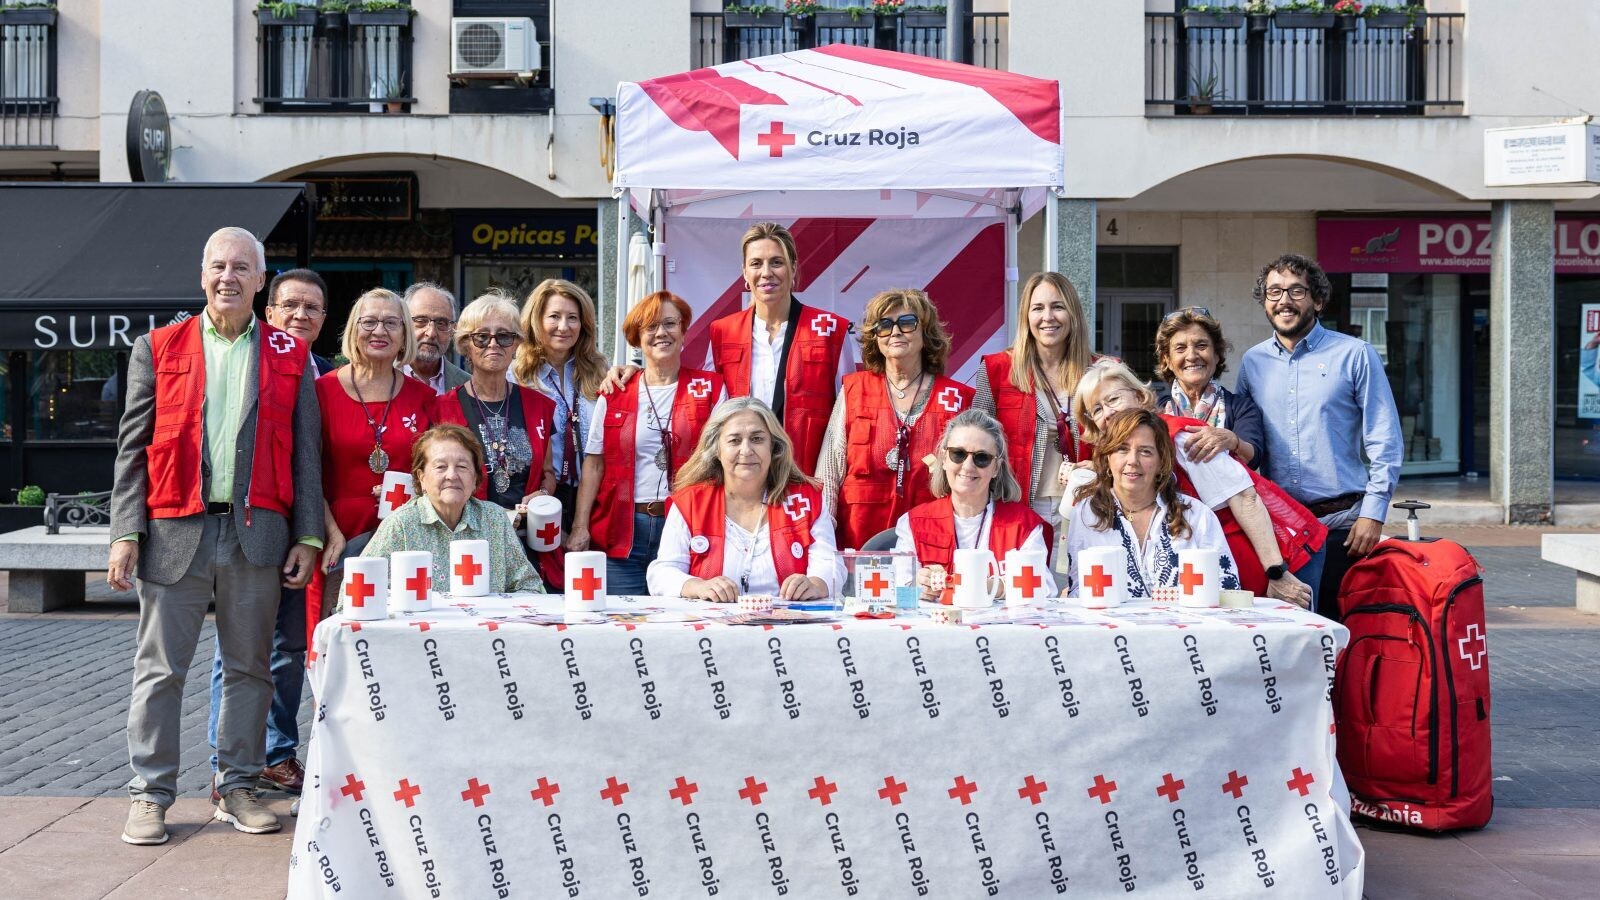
[259, 758, 305, 794]
[210, 774, 220, 804]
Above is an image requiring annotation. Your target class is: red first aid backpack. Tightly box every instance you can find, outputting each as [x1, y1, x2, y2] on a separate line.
[1334, 523, 1493, 832]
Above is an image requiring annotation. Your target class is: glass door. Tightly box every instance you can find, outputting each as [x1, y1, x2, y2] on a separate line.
[1096, 292, 1174, 382]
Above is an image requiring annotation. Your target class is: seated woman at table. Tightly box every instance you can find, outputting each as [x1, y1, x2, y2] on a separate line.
[1073, 360, 1315, 608]
[359, 424, 544, 598]
[647, 397, 842, 602]
[894, 409, 1056, 602]
[1064, 408, 1239, 599]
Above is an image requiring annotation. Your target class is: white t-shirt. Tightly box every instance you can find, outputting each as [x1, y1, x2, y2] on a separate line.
[1173, 432, 1254, 510]
[707, 310, 857, 409]
[585, 383, 729, 503]
[647, 503, 845, 597]
[890, 502, 1057, 594]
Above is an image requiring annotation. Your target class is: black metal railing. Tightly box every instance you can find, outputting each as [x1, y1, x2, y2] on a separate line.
[255, 11, 415, 112]
[0, 13, 57, 148]
[691, 12, 1008, 70]
[1146, 10, 1463, 115]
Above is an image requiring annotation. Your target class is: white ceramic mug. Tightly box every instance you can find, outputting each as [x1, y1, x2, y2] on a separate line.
[1176, 548, 1222, 608]
[341, 556, 389, 621]
[449, 539, 491, 597]
[525, 495, 563, 552]
[1076, 545, 1128, 609]
[1001, 548, 1051, 607]
[377, 471, 415, 520]
[389, 550, 432, 613]
[951, 548, 1004, 609]
[564, 550, 608, 613]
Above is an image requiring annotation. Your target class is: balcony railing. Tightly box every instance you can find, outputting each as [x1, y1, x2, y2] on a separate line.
[0, 10, 57, 149]
[691, 12, 1008, 70]
[255, 9, 415, 112]
[1145, 9, 1463, 115]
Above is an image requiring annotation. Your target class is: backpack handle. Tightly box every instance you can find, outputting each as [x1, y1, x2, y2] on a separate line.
[1393, 500, 1431, 542]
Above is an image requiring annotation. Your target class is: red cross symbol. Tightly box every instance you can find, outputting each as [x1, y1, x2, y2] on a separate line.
[738, 776, 769, 806]
[936, 386, 964, 413]
[1087, 774, 1118, 805]
[600, 776, 630, 806]
[1013, 566, 1043, 599]
[1286, 767, 1315, 797]
[454, 554, 483, 586]
[808, 776, 839, 807]
[384, 482, 412, 511]
[267, 330, 296, 354]
[687, 377, 712, 400]
[757, 121, 797, 158]
[477, 620, 500, 632]
[1156, 772, 1186, 803]
[529, 777, 561, 807]
[1017, 775, 1048, 805]
[461, 777, 492, 807]
[1179, 563, 1206, 595]
[571, 567, 604, 602]
[1083, 565, 1114, 598]
[344, 573, 375, 608]
[947, 775, 979, 805]
[878, 776, 909, 806]
[393, 778, 421, 808]
[339, 773, 366, 802]
[668, 776, 699, 806]
[405, 568, 430, 601]
[408, 621, 431, 632]
[1458, 623, 1487, 670]
[534, 521, 560, 547]
[1221, 770, 1249, 799]
[810, 315, 839, 338]
[861, 571, 891, 599]
[783, 492, 811, 522]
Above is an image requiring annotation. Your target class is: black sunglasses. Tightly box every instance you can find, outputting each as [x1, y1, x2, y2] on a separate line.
[467, 331, 520, 349]
[1162, 305, 1211, 322]
[873, 313, 920, 336]
[946, 447, 996, 469]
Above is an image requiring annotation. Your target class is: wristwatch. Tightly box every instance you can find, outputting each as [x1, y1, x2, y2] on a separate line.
[1265, 564, 1287, 581]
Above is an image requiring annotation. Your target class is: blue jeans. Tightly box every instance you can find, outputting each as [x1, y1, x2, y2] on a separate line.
[208, 585, 307, 769]
[1294, 548, 1327, 617]
[607, 512, 665, 596]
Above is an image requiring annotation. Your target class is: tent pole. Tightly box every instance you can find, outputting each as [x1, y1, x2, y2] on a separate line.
[1005, 201, 1020, 345]
[1044, 192, 1060, 279]
[615, 194, 630, 365]
[651, 198, 666, 293]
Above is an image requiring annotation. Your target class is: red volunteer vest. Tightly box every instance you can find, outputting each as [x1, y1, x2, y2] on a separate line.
[591, 368, 724, 558]
[711, 302, 848, 476]
[836, 371, 974, 551]
[983, 351, 1099, 500]
[145, 316, 306, 521]
[905, 496, 1049, 571]
[669, 482, 823, 586]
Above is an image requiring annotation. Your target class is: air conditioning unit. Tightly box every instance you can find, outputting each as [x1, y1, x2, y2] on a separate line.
[450, 17, 541, 76]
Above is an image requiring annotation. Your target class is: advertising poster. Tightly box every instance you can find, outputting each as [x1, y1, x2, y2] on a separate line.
[1582, 304, 1600, 419]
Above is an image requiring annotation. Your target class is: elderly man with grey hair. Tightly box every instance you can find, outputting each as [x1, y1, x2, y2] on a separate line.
[402, 281, 470, 393]
[109, 227, 324, 845]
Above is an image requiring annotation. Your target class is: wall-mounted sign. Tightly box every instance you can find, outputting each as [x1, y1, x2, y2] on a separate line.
[0, 307, 199, 350]
[1581, 304, 1600, 420]
[453, 210, 599, 257]
[301, 173, 417, 221]
[126, 90, 172, 183]
[1318, 216, 1600, 275]
[1484, 122, 1600, 187]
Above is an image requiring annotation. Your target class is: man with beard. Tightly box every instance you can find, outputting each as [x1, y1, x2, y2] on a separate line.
[402, 282, 470, 393]
[1235, 253, 1402, 619]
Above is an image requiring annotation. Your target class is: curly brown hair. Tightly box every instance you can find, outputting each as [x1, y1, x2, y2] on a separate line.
[1252, 253, 1331, 306]
[857, 288, 952, 376]
[1154, 308, 1230, 384]
[1074, 408, 1192, 541]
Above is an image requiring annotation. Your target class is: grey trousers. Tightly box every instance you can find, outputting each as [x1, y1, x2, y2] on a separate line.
[126, 513, 281, 806]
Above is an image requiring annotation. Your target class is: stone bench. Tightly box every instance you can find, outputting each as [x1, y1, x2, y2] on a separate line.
[0, 525, 110, 613]
[1540, 533, 1600, 614]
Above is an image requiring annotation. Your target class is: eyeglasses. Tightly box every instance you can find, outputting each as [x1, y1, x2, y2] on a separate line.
[356, 317, 404, 333]
[467, 331, 521, 349]
[946, 447, 996, 469]
[411, 315, 455, 331]
[1264, 285, 1310, 301]
[872, 313, 920, 336]
[1162, 305, 1211, 322]
[272, 301, 325, 318]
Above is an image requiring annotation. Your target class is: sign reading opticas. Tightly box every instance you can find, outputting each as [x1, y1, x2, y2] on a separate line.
[453, 211, 599, 257]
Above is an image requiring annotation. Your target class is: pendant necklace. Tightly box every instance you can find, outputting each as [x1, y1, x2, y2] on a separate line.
[884, 371, 924, 488]
[643, 377, 675, 474]
[472, 384, 515, 495]
[351, 367, 397, 474]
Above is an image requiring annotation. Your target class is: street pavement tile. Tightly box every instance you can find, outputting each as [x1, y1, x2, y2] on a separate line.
[1358, 857, 1547, 900]
[0, 823, 181, 900]
[1464, 854, 1600, 900]
[1454, 808, 1600, 857]
[0, 797, 90, 851]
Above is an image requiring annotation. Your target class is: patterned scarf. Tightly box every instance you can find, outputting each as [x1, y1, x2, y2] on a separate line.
[1163, 381, 1228, 429]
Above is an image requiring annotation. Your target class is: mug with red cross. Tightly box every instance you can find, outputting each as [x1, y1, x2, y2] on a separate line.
[525, 495, 563, 552]
[564, 550, 608, 613]
[1175, 548, 1221, 608]
[450, 539, 491, 597]
[377, 471, 415, 520]
[341, 556, 389, 621]
[1075, 546, 1128, 609]
[389, 551, 433, 612]
[1000, 548, 1050, 608]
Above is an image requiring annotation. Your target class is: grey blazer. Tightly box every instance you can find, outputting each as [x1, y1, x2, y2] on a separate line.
[110, 324, 325, 585]
[442, 357, 471, 392]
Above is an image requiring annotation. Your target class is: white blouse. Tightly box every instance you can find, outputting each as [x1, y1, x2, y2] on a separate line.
[586, 383, 728, 504]
[648, 503, 846, 597]
[712, 311, 858, 411]
[891, 502, 1058, 595]
[1063, 492, 1240, 599]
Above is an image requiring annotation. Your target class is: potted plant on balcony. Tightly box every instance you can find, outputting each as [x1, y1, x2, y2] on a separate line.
[783, 0, 823, 20]
[1273, 1, 1335, 29]
[0, 2, 58, 27]
[1182, 4, 1246, 30]
[1331, 0, 1362, 30]
[725, 3, 784, 28]
[1189, 69, 1219, 115]
[1362, 2, 1424, 29]
[255, 1, 318, 28]
[349, 0, 415, 28]
[814, 5, 876, 29]
[375, 75, 408, 114]
[1245, 0, 1274, 31]
[901, 3, 946, 28]
[320, 0, 350, 31]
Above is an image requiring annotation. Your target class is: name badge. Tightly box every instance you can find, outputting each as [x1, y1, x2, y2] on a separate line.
[689, 535, 710, 554]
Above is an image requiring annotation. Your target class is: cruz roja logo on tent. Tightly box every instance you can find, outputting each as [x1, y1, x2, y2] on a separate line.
[756, 120, 923, 157]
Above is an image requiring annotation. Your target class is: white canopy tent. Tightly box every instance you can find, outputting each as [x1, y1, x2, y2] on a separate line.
[611, 44, 1063, 378]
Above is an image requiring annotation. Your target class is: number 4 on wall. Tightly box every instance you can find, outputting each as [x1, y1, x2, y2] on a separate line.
[1105, 218, 1119, 236]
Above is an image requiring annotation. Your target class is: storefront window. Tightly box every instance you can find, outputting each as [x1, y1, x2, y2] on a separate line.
[1556, 276, 1600, 479]
[463, 261, 599, 307]
[28, 350, 120, 441]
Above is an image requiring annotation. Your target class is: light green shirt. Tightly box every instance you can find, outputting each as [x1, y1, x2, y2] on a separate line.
[358, 495, 545, 603]
[201, 311, 255, 504]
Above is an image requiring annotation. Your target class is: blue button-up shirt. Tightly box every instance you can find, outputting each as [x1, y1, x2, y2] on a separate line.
[536, 359, 595, 486]
[1236, 321, 1403, 524]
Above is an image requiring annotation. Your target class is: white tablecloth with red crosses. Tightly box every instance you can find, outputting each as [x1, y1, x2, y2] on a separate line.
[288, 595, 1364, 899]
